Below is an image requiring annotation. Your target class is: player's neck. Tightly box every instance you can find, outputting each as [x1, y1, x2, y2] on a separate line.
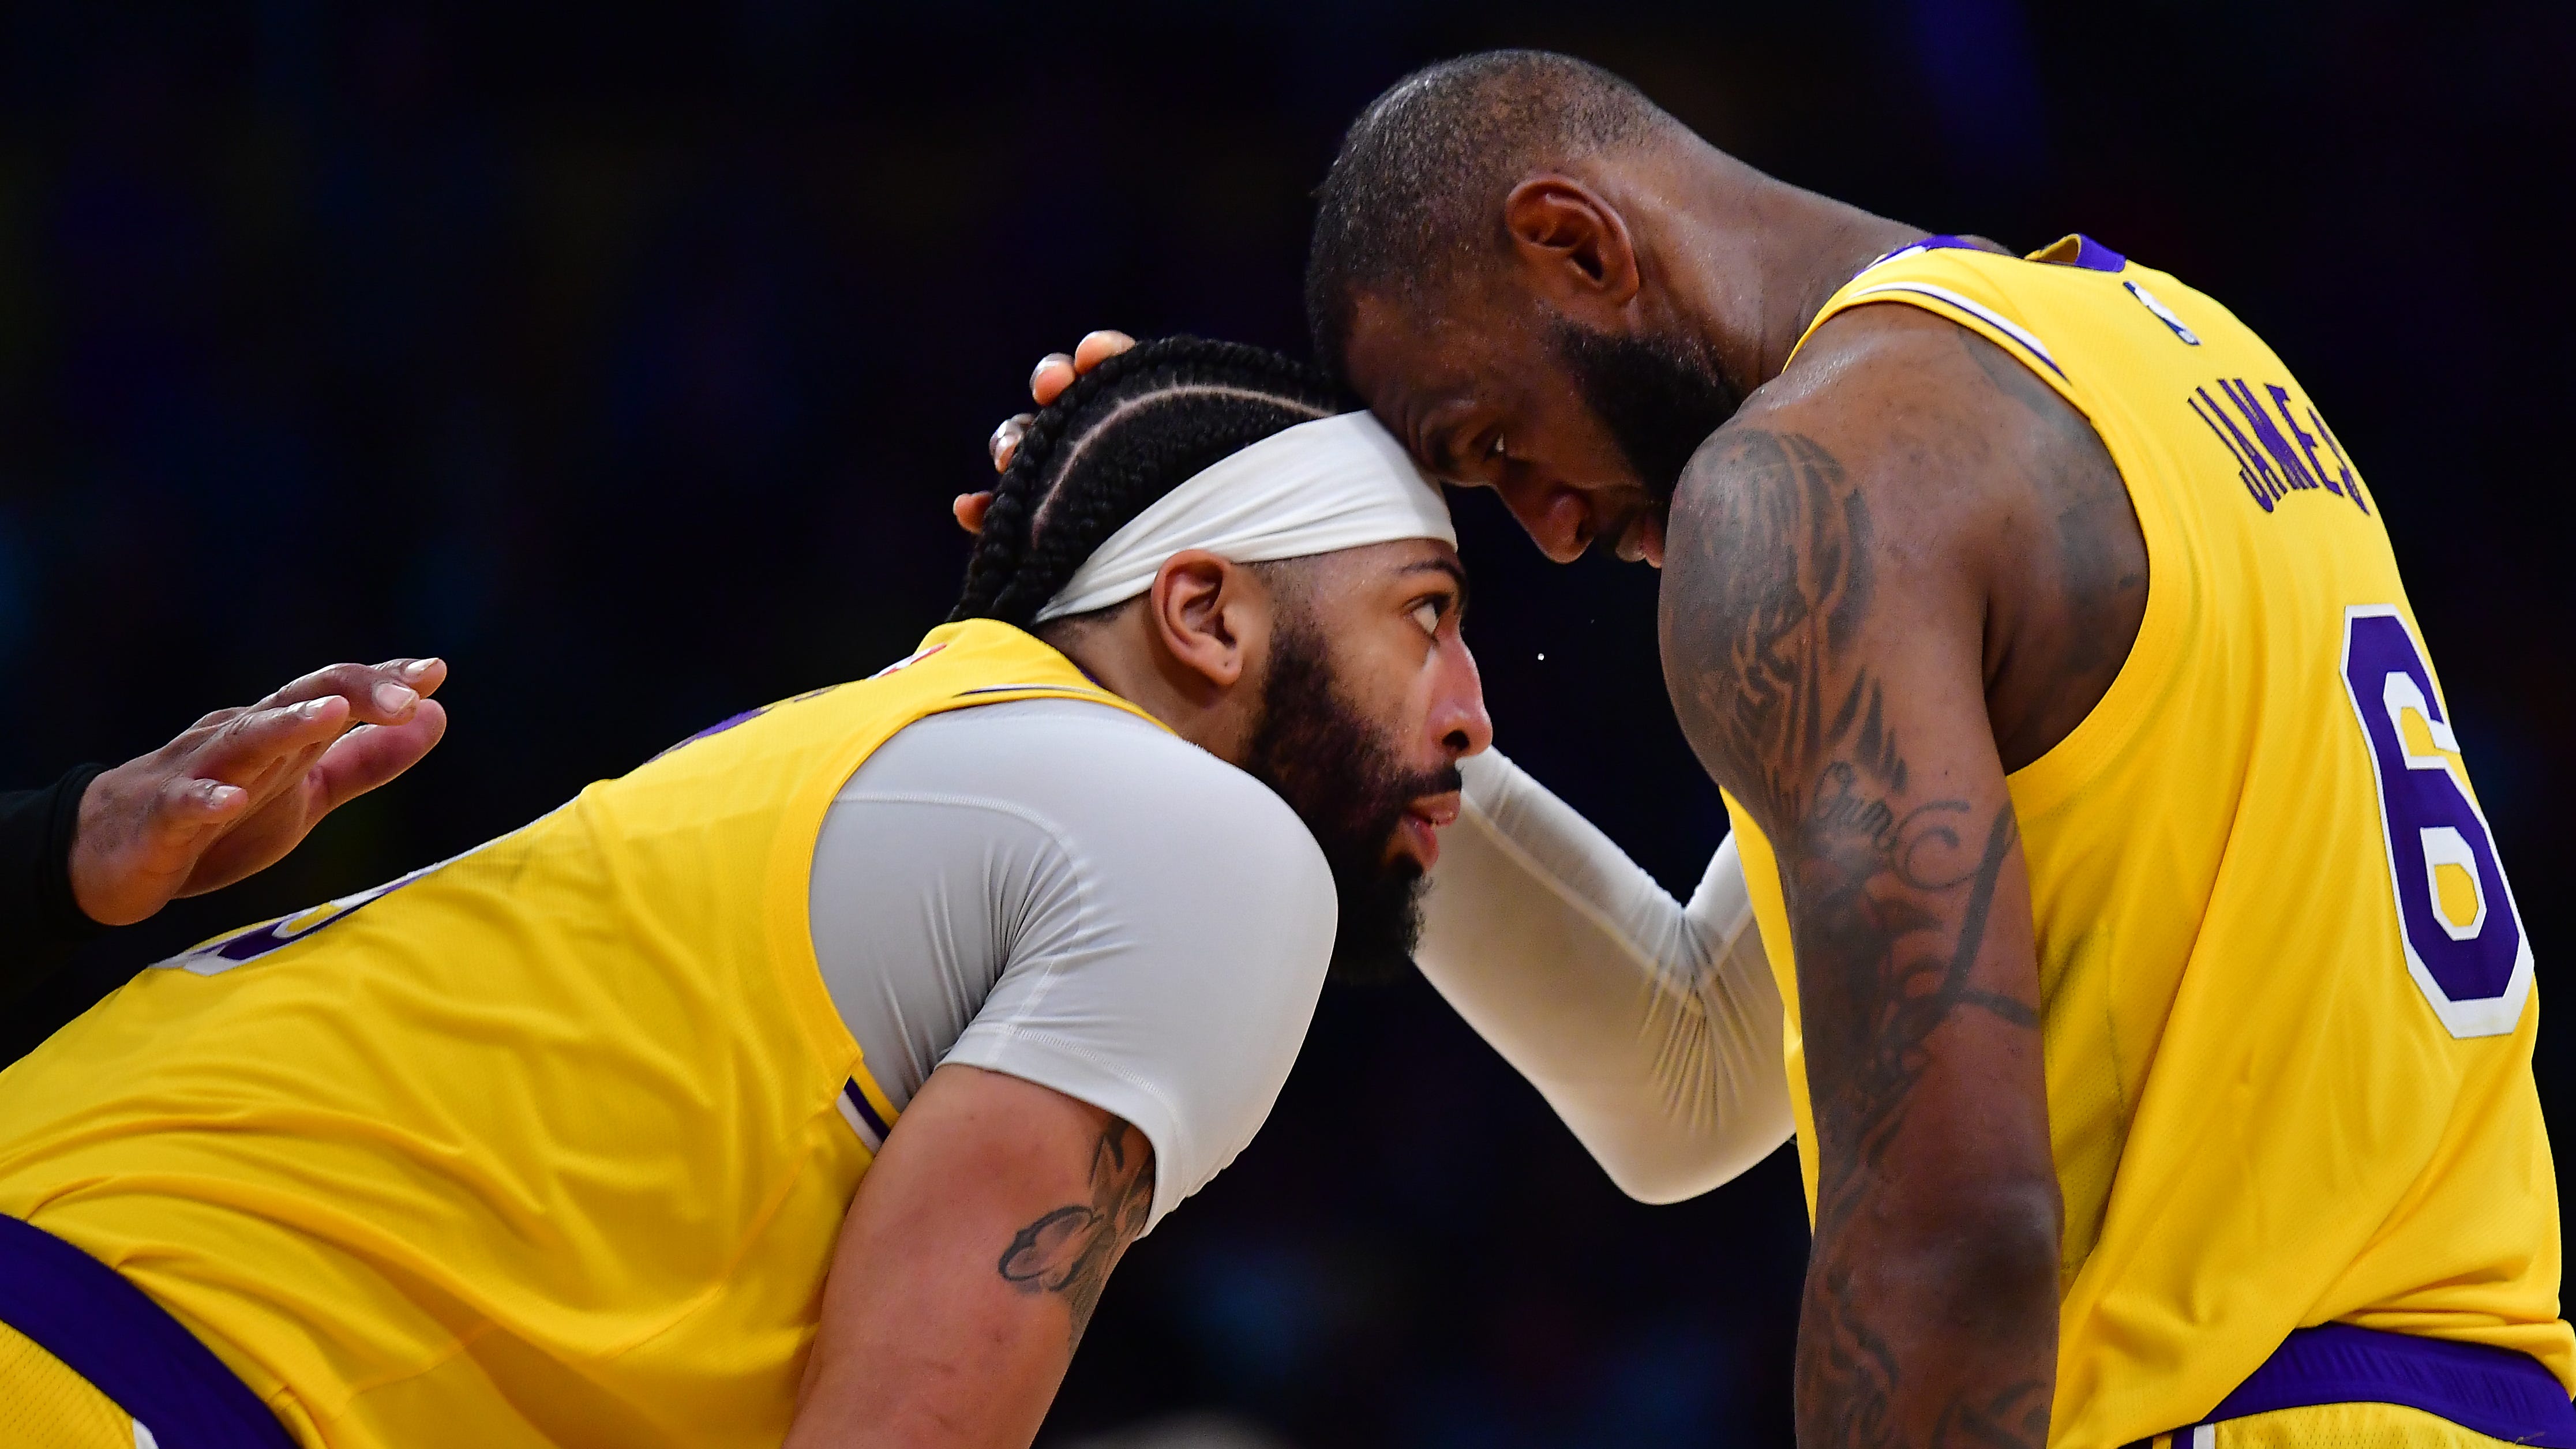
[1650, 153, 1923, 398]
[1049, 624, 1256, 766]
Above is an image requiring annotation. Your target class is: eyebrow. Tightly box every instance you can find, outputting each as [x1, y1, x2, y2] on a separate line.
[1418, 419, 1461, 479]
[1397, 555, 1472, 617]
[1409, 398, 1473, 482]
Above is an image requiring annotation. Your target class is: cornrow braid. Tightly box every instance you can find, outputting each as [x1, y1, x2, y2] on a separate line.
[951, 336, 1351, 629]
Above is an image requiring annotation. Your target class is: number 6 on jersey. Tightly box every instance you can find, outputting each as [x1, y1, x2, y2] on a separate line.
[2341, 605, 2532, 1038]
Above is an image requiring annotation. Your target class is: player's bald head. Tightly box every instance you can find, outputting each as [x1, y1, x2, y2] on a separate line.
[1305, 50, 1678, 373]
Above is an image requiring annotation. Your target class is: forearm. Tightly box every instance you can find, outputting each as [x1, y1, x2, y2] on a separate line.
[1800, 1194, 2060, 1446]
[1780, 763, 2061, 1447]
[1782, 778, 2062, 1448]
[1415, 749, 1791, 1201]
[0, 767, 109, 992]
[1798, 1151, 2061, 1446]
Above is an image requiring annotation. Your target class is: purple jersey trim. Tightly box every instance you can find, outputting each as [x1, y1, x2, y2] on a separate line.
[668, 705, 770, 750]
[1859, 233, 1986, 271]
[1861, 232, 2127, 275]
[2056, 234, 2128, 272]
[2131, 1324, 2576, 1447]
[0, 1214, 299, 1448]
[950, 684, 1112, 700]
[843, 1078, 893, 1141]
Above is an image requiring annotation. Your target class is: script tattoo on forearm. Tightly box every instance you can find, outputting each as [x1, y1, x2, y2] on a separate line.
[1663, 427, 2049, 1448]
[995, 1118, 1154, 1348]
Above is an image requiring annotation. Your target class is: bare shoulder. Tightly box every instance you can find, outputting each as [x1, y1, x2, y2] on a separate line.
[1658, 317, 1992, 830]
[1737, 302, 2060, 512]
[1667, 309, 2022, 604]
[1666, 301, 2146, 782]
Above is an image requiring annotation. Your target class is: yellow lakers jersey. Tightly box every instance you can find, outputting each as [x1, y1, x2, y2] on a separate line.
[1722, 235, 2563, 1447]
[0, 620, 1163, 1449]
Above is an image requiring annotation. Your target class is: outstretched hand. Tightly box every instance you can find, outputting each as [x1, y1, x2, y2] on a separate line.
[69, 658, 452, 926]
[957, 329, 1137, 534]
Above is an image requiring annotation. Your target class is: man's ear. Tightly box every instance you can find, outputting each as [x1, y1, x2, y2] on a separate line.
[1502, 176, 1642, 312]
[1148, 549, 1263, 695]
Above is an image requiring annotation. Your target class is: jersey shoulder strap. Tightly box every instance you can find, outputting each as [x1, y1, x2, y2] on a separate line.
[857, 618, 1173, 731]
[1788, 233, 2144, 416]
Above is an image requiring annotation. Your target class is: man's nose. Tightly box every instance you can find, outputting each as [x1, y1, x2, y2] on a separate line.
[1495, 475, 1591, 564]
[1430, 640, 1495, 760]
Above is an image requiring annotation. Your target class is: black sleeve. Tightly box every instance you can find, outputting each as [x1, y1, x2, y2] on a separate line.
[1, 764, 110, 994]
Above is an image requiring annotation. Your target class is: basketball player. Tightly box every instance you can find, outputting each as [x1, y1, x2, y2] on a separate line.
[988, 51, 2564, 1449]
[0, 339, 1490, 1449]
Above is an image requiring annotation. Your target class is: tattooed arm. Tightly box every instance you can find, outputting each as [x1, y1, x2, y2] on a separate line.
[1659, 307, 2070, 1448]
[785, 1063, 1153, 1449]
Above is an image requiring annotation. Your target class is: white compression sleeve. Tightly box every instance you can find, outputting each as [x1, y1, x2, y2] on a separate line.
[1414, 749, 1794, 1203]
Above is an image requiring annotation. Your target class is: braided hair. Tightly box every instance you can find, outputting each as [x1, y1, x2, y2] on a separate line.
[951, 336, 1350, 629]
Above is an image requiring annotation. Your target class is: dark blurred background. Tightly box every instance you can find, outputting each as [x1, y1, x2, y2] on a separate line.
[2, 1, 2570, 1443]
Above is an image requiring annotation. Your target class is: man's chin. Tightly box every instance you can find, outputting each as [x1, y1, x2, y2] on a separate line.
[1325, 862, 1427, 986]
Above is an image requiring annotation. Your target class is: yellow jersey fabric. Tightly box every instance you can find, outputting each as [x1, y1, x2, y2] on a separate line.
[0, 1319, 137, 1449]
[1720, 236, 2563, 1447]
[0, 619, 1164, 1449]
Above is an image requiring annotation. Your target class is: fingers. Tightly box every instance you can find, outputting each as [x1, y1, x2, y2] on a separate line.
[76, 698, 350, 925]
[1027, 331, 1133, 410]
[309, 699, 449, 815]
[153, 775, 252, 839]
[1029, 354, 1075, 408]
[373, 655, 448, 699]
[1072, 330, 1134, 374]
[989, 413, 1033, 473]
[173, 699, 452, 900]
[182, 696, 355, 810]
[953, 491, 993, 535]
[76, 656, 457, 918]
[254, 658, 447, 726]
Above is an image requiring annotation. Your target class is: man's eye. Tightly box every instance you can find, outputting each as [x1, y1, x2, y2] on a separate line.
[1410, 602, 1441, 636]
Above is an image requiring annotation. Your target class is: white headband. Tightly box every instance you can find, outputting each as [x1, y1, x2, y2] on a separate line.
[1033, 410, 1456, 623]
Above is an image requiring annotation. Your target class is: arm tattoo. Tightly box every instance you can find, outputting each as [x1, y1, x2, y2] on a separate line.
[994, 1118, 1154, 1348]
[1664, 427, 2050, 1448]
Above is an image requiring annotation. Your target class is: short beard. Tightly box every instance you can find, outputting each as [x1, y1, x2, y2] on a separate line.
[1242, 618, 1457, 985]
[1547, 319, 1742, 504]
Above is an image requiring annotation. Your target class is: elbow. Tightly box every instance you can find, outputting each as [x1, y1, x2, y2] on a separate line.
[1580, 1116, 1796, 1206]
[1603, 1158, 1709, 1207]
[1847, 1177, 2063, 1338]
[1557, 1074, 1798, 1206]
[1943, 1182, 2062, 1313]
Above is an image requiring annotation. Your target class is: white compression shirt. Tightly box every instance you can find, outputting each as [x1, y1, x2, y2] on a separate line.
[805, 698, 1336, 1232]
[1413, 748, 1794, 1203]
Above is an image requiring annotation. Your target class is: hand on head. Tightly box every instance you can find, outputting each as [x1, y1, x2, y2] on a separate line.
[70, 658, 452, 926]
[961, 329, 1137, 535]
[951, 334, 1488, 981]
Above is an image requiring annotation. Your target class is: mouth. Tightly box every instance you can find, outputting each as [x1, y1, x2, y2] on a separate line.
[1393, 791, 1463, 872]
[1613, 509, 1666, 568]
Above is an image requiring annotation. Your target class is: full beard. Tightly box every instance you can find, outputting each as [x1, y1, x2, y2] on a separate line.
[1547, 318, 1742, 506]
[1242, 620, 1460, 985]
